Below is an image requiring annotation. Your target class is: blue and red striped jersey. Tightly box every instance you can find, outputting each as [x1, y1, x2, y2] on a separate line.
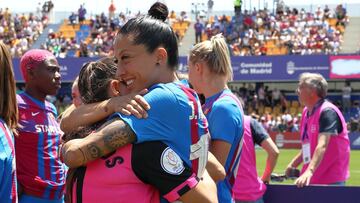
[15, 92, 65, 200]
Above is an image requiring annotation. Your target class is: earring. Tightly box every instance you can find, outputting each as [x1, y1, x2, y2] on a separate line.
[156, 62, 160, 66]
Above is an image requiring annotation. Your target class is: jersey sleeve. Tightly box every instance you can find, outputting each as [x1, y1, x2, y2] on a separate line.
[319, 107, 343, 135]
[208, 99, 243, 144]
[250, 118, 269, 145]
[110, 85, 181, 144]
[132, 141, 199, 202]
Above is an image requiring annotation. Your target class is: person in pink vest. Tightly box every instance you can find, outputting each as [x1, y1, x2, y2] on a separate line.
[286, 72, 350, 187]
[233, 115, 279, 203]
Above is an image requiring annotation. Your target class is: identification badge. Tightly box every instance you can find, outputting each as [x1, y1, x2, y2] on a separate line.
[302, 142, 311, 164]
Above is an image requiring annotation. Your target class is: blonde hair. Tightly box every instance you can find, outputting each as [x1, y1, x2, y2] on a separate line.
[299, 72, 328, 98]
[0, 42, 18, 130]
[189, 34, 233, 81]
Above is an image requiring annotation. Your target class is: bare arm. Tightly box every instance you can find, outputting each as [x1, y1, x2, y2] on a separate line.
[60, 99, 113, 134]
[179, 170, 218, 203]
[60, 90, 150, 134]
[61, 118, 136, 168]
[295, 133, 330, 187]
[210, 140, 231, 167]
[285, 150, 303, 176]
[260, 137, 279, 183]
[206, 151, 226, 182]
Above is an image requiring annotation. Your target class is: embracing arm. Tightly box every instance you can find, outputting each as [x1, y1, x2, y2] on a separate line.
[206, 151, 226, 182]
[60, 100, 113, 134]
[60, 90, 150, 134]
[61, 118, 136, 168]
[210, 140, 231, 167]
[179, 170, 218, 203]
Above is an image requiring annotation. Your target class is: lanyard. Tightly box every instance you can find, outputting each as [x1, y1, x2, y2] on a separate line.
[301, 122, 309, 141]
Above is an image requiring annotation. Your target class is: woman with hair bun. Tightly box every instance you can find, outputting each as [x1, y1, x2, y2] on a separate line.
[61, 2, 220, 203]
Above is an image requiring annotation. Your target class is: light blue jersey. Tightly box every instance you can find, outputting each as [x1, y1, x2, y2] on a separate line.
[203, 89, 244, 203]
[0, 118, 17, 203]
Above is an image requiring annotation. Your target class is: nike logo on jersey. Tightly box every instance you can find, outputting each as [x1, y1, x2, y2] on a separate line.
[31, 112, 40, 116]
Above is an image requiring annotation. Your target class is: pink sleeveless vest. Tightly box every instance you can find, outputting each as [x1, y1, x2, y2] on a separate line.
[73, 144, 159, 203]
[300, 101, 350, 184]
[233, 116, 266, 201]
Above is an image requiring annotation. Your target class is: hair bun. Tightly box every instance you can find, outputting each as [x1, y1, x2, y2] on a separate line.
[148, 2, 168, 22]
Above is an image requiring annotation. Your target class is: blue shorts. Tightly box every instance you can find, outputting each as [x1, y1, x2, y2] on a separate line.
[19, 194, 64, 203]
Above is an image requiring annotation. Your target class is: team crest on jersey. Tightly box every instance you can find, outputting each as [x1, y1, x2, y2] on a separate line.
[161, 147, 185, 175]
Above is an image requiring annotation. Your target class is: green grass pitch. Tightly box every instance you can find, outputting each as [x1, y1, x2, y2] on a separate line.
[255, 149, 360, 186]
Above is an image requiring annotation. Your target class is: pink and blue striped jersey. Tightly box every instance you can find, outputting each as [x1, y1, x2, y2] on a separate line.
[15, 92, 65, 200]
[0, 118, 18, 203]
[202, 89, 244, 203]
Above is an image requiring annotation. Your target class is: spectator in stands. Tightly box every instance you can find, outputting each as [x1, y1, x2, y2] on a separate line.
[280, 91, 288, 113]
[207, 0, 214, 19]
[233, 115, 279, 203]
[335, 4, 347, 26]
[286, 72, 350, 187]
[179, 11, 191, 23]
[189, 34, 244, 202]
[108, 0, 116, 19]
[68, 12, 77, 26]
[78, 4, 87, 24]
[272, 88, 281, 107]
[342, 81, 352, 115]
[234, 0, 242, 15]
[194, 18, 204, 44]
[36, 2, 42, 18]
[323, 5, 330, 19]
[0, 41, 18, 203]
[16, 49, 65, 202]
[258, 84, 266, 106]
[42, 0, 54, 17]
[0, 8, 47, 57]
[79, 41, 89, 57]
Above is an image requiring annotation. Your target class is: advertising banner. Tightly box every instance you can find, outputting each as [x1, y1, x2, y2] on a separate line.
[269, 131, 301, 149]
[232, 55, 330, 81]
[329, 55, 360, 79]
[13, 55, 337, 83]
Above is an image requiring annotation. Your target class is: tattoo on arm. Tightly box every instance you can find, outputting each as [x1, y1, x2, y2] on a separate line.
[87, 144, 101, 159]
[104, 124, 135, 151]
[82, 119, 136, 162]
